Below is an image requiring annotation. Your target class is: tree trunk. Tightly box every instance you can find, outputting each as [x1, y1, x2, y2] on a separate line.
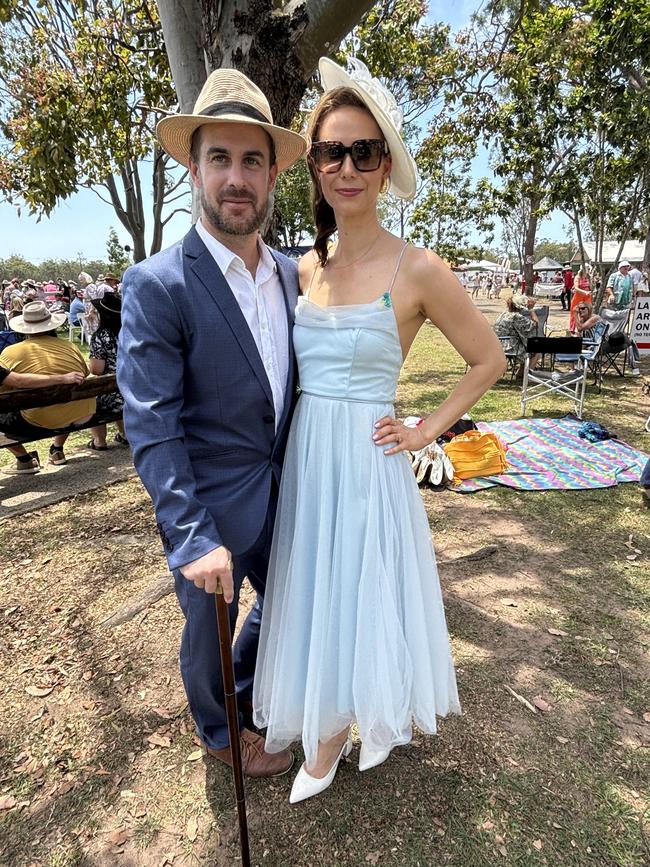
[573, 205, 585, 268]
[523, 199, 539, 296]
[643, 220, 650, 275]
[156, 0, 207, 112]
[157, 0, 377, 125]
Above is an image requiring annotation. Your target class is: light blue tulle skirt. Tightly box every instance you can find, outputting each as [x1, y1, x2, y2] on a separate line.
[253, 391, 461, 767]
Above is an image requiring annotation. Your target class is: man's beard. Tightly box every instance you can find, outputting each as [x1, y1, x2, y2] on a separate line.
[201, 185, 269, 237]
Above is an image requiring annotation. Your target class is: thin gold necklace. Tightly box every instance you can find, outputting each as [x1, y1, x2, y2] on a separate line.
[326, 230, 383, 271]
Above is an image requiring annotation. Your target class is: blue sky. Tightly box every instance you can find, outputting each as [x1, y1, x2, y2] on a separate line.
[1, 0, 567, 264]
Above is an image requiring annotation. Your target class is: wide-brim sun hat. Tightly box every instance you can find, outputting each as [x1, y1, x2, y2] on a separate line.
[9, 301, 66, 334]
[510, 293, 529, 310]
[157, 68, 308, 172]
[317, 57, 418, 200]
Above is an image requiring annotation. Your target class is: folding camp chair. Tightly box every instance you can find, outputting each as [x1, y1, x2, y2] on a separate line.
[598, 307, 632, 376]
[497, 335, 521, 381]
[520, 323, 608, 419]
[496, 306, 548, 381]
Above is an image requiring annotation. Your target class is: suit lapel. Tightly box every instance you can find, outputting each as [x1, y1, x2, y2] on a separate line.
[184, 228, 274, 408]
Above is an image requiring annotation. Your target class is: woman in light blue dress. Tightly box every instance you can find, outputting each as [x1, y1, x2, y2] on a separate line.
[253, 58, 505, 804]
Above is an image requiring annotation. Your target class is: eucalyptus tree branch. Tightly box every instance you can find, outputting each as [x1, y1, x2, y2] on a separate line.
[163, 167, 189, 196]
[284, 0, 377, 79]
[88, 184, 118, 208]
[161, 207, 191, 226]
[162, 189, 191, 205]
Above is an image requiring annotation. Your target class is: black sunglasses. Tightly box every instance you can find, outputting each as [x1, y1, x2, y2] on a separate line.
[310, 139, 388, 173]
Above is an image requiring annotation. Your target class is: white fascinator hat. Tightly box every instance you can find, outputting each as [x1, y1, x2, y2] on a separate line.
[318, 57, 418, 200]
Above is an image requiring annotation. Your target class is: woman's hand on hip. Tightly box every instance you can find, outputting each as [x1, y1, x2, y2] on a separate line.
[373, 416, 428, 456]
[180, 546, 234, 602]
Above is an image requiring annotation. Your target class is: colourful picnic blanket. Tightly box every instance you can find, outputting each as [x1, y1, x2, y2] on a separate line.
[453, 417, 648, 492]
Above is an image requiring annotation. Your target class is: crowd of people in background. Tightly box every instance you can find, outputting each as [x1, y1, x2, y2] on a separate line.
[0, 270, 126, 475]
[2, 271, 121, 336]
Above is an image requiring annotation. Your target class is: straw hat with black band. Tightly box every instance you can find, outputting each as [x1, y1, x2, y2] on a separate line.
[157, 68, 308, 171]
[9, 301, 66, 334]
[317, 57, 418, 200]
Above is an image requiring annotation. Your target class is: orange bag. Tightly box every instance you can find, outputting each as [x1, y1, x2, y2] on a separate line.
[442, 430, 508, 481]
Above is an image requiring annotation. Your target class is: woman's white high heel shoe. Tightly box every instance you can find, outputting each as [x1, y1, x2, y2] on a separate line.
[358, 743, 391, 772]
[289, 734, 352, 804]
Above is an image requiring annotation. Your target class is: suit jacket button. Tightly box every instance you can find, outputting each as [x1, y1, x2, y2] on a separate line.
[263, 415, 274, 424]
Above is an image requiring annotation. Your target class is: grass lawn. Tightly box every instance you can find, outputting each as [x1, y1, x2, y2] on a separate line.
[1, 301, 648, 866]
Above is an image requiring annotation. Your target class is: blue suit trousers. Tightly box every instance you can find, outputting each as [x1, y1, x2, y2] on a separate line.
[174, 492, 277, 750]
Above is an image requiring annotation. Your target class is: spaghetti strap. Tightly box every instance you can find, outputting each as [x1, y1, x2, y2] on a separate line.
[387, 241, 408, 295]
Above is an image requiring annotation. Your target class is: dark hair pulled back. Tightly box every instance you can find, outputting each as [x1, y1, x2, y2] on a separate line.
[306, 87, 380, 267]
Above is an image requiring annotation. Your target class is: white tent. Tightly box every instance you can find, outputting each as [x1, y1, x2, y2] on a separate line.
[464, 259, 500, 272]
[533, 256, 562, 271]
[572, 241, 645, 265]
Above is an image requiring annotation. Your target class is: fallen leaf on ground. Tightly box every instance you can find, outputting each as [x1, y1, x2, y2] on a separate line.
[556, 736, 569, 744]
[186, 815, 199, 842]
[365, 854, 380, 865]
[108, 829, 129, 846]
[481, 820, 494, 830]
[547, 628, 568, 636]
[500, 598, 518, 607]
[147, 734, 171, 748]
[186, 749, 203, 762]
[643, 712, 650, 723]
[623, 708, 634, 716]
[24, 685, 54, 698]
[533, 696, 552, 712]
[0, 795, 16, 810]
[533, 839, 543, 850]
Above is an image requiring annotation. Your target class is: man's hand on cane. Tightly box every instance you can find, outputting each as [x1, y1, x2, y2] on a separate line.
[180, 546, 234, 602]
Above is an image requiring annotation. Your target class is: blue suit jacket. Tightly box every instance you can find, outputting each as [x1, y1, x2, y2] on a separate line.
[117, 226, 298, 571]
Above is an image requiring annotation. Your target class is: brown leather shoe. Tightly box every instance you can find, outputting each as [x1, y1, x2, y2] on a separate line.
[206, 728, 294, 778]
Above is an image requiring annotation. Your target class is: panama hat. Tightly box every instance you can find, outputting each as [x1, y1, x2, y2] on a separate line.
[157, 68, 308, 172]
[9, 301, 66, 334]
[318, 57, 418, 199]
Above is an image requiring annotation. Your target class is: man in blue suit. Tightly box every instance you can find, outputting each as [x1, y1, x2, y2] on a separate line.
[117, 69, 307, 777]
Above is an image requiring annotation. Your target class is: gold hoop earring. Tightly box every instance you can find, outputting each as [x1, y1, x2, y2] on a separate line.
[380, 176, 390, 194]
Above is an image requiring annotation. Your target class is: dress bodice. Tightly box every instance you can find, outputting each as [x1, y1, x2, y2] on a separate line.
[293, 294, 403, 404]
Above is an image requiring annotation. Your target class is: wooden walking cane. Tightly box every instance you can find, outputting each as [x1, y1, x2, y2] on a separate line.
[215, 577, 251, 867]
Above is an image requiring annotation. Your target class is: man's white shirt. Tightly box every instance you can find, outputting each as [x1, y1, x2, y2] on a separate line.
[196, 218, 289, 429]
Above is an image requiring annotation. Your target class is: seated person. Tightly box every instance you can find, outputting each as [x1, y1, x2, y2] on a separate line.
[49, 290, 70, 314]
[86, 294, 128, 449]
[570, 267, 592, 333]
[0, 302, 94, 474]
[572, 301, 600, 339]
[69, 287, 86, 327]
[493, 294, 538, 378]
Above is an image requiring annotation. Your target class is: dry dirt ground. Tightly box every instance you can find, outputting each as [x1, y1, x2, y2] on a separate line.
[0, 297, 648, 867]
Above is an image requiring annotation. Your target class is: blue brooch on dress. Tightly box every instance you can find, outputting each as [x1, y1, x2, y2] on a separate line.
[378, 292, 392, 309]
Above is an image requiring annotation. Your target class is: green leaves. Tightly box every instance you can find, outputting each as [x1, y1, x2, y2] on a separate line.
[0, 0, 178, 256]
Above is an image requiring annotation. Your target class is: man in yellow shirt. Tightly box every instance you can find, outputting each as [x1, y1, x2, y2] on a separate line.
[0, 301, 94, 474]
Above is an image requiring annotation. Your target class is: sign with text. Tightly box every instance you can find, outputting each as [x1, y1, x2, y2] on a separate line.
[631, 297, 650, 354]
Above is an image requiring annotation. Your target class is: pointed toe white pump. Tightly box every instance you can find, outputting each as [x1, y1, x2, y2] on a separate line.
[358, 743, 391, 772]
[289, 734, 352, 804]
